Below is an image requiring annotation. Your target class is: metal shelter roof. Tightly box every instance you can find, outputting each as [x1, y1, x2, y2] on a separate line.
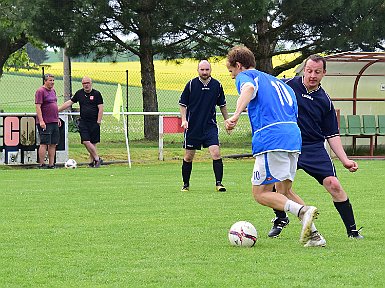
[324, 51, 385, 63]
[325, 52, 385, 63]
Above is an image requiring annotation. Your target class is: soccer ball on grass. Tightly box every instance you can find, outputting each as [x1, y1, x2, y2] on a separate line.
[228, 221, 258, 247]
[65, 159, 77, 169]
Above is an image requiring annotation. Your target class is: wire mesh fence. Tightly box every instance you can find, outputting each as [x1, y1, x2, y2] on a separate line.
[0, 65, 239, 112]
[2, 64, 382, 164]
[0, 66, 253, 163]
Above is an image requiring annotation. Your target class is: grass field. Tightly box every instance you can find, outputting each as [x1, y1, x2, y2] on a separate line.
[0, 159, 383, 287]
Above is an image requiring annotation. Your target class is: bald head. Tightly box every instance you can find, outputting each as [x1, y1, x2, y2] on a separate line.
[197, 60, 212, 81]
[81, 76, 93, 93]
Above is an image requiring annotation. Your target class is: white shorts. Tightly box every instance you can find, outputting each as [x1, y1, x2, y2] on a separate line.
[251, 151, 299, 186]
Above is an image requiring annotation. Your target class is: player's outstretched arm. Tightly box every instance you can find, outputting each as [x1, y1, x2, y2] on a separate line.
[226, 84, 254, 131]
[328, 136, 358, 172]
[58, 100, 74, 112]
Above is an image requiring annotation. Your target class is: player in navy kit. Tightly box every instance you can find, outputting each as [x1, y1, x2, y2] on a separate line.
[268, 55, 363, 240]
[179, 60, 229, 192]
[225, 46, 322, 246]
[59, 76, 104, 168]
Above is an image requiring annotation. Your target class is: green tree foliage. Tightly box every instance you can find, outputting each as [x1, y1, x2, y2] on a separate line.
[0, 0, 30, 77]
[4, 47, 30, 71]
[4, 43, 47, 71]
[174, 0, 385, 75]
[25, 0, 385, 139]
[29, 0, 195, 140]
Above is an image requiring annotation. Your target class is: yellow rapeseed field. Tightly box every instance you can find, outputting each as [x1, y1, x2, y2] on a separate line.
[24, 55, 298, 95]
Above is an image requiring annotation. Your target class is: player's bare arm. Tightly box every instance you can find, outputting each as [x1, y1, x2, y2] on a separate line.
[97, 104, 104, 124]
[179, 105, 188, 129]
[58, 100, 74, 112]
[35, 104, 46, 130]
[327, 136, 358, 172]
[220, 105, 229, 121]
[226, 84, 254, 131]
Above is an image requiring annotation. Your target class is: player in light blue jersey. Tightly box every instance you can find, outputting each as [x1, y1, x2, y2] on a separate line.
[234, 66, 301, 156]
[225, 46, 324, 246]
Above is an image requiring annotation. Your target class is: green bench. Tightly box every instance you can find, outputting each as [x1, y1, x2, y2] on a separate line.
[339, 114, 379, 156]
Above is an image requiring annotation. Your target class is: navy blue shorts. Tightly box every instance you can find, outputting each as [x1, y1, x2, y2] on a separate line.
[183, 125, 219, 150]
[297, 143, 337, 185]
[37, 123, 60, 145]
[78, 120, 100, 144]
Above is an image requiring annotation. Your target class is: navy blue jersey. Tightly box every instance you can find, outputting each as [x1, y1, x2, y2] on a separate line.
[235, 69, 301, 155]
[71, 89, 103, 122]
[179, 77, 226, 140]
[284, 77, 339, 146]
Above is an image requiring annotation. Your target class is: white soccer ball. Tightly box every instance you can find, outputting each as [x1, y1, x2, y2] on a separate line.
[65, 159, 77, 169]
[228, 221, 258, 247]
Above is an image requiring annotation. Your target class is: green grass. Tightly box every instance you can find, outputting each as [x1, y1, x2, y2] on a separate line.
[0, 160, 383, 287]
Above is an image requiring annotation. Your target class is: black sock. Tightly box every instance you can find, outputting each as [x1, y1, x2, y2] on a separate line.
[213, 158, 223, 184]
[271, 186, 287, 218]
[334, 198, 357, 234]
[274, 209, 287, 219]
[182, 160, 192, 186]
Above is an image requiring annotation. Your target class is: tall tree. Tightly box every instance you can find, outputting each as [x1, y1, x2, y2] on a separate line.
[170, 0, 385, 75]
[0, 0, 30, 77]
[24, 0, 385, 141]
[29, 0, 194, 140]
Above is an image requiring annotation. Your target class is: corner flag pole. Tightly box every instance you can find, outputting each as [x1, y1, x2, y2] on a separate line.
[113, 84, 131, 168]
[122, 104, 131, 168]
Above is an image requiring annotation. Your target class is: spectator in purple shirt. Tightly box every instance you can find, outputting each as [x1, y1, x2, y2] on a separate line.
[35, 74, 61, 169]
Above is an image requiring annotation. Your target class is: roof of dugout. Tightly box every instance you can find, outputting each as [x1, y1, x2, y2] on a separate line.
[295, 51, 385, 114]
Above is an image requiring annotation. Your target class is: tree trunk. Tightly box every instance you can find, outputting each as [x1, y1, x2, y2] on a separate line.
[63, 48, 72, 102]
[254, 18, 275, 74]
[0, 54, 6, 78]
[0, 40, 11, 78]
[140, 48, 159, 141]
[138, 4, 159, 141]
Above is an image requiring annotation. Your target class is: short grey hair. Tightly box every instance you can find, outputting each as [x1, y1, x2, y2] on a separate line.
[43, 74, 54, 81]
